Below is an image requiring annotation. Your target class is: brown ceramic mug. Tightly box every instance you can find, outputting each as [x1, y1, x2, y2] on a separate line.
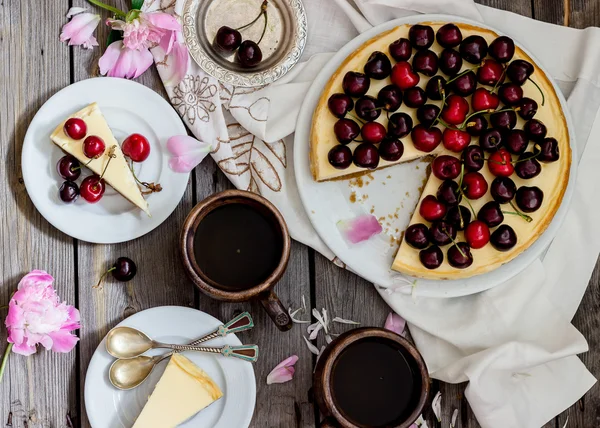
[181, 189, 293, 331]
[313, 328, 430, 428]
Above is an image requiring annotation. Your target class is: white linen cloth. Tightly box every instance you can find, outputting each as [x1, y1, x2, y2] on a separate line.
[143, 0, 600, 426]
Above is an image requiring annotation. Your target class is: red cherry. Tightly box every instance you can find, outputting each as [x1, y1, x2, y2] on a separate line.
[465, 220, 490, 249]
[83, 136, 106, 159]
[391, 61, 420, 90]
[442, 128, 471, 152]
[471, 88, 500, 112]
[361, 122, 386, 145]
[487, 149, 514, 177]
[419, 195, 447, 222]
[80, 175, 106, 203]
[441, 95, 469, 125]
[462, 171, 488, 199]
[122, 133, 151, 162]
[432, 155, 461, 180]
[64, 118, 87, 140]
[411, 124, 442, 153]
[477, 59, 505, 86]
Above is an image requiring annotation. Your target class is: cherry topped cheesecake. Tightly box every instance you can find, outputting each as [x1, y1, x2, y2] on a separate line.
[310, 22, 571, 279]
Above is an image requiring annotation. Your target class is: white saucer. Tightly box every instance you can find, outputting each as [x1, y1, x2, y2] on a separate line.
[22, 77, 189, 244]
[84, 306, 256, 428]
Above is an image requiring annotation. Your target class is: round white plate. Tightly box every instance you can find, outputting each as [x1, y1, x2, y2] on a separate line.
[84, 306, 256, 428]
[294, 14, 577, 298]
[22, 77, 189, 244]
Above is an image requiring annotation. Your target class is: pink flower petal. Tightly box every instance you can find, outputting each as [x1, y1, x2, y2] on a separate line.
[66, 7, 87, 17]
[11, 341, 37, 356]
[99, 41, 154, 79]
[145, 12, 181, 32]
[266, 355, 298, 384]
[337, 214, 382, 244]
[60, 12, 100, 50]
[167, 135, 212, 173]
[47, 330, 79, 353]
[156, 31, 188, 86]
[384, 312, 406, 337]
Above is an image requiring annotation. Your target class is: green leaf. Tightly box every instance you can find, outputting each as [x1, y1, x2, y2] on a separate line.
[107, 29, 123, 47]
[132, 0, 144, 10]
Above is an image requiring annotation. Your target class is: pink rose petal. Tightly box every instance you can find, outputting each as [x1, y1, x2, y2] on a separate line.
[266, 355, 298, 385]
[337, 214, 382, 244]
[167, 135, 212, 173]
[384, 312, 406, 337]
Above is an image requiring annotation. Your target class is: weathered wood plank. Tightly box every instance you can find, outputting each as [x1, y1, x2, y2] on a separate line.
[0, 1, 77, 427]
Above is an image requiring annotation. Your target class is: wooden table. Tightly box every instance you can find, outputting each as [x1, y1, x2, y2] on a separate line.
[1, 0, 598, 427]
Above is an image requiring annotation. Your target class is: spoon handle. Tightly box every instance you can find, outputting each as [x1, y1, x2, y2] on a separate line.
[188, 312, 254, 346]
[165, 343, 259, 363]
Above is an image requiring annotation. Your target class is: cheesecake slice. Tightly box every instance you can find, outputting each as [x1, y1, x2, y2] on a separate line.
[133, 353, 224, 428]
[50, 103, 150, 215]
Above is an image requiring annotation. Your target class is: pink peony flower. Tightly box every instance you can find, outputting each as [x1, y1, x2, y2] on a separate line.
[60, 7, 100, 49]
[5, 270, 80, 356]
[266, 355, 298, 384]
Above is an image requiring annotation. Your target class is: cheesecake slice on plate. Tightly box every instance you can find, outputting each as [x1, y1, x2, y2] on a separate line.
[133, 353, 224, 428]
[50, 102, 150, 215]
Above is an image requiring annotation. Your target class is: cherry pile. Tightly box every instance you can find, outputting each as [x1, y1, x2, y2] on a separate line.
[57, 117, 152, 204]
[325, 23, 561, 270]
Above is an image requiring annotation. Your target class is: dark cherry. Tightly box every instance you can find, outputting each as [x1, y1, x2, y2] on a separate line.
[403, 87, 427, 108]
[465, 116, 488, 136]
[412, 50, 439, 76]
[429, 220, 457, 246]
[504, 129, 529, 155]
[477, 201, 504, 228]
[355, 96, 381, 121]
[425, 76, 447, 100]
[387, 112, 413, 138]
[507, 59, 534, 85]
[364, 51, 392, 80]
[236, 41, 262, 68]
[353, 143, 380, 169]
[477, 59, 505, 86]
[379, 138, 404, 162]
[479, 129, 504, 152]
[446, 205, 472, 231]
[465, 220, 490, 249]
[490, 110, 517, 131]
[405, 223, 430, 249]
[439, 48, 463, 76]
[419, 195, 447, 222]
[490, 225, 517, 251]
[498, 83, 524, 106]
[450, 71, 477, 96]
[80, 175, 105, 203]
[436, 23, 463, 48]
[416, 104, 440, 127]
[377, 85, 403, 112]
[334, 119, 360, 144]
[432, 155, 461, 180]
[489, 36, 515, 63]
[57, 155, 81, 181]
[461, 145, 485, 172]
[517, 98, 538, 120]
[215, 26, 242, 53]
[516, 186, 544, 213]
[515, 153, 542, 179]
[409, 24, 435, 50]
[490, 176, 516, 204]
[327, 93, 354, 118]
[419, 246, 444, 270]
[342, 72, 371, 97]
[437, 180, 461, 207]
[361, 122, 387, 144]
[534, 138, 560, 162]
[459, 35, 488, 64]
[462, 171, 488, 200]
[524, 119, 548, 143]
[389, 38, 413, 62]
[59, 181, 79, 203]
[411, 124, 442, 153]
[328, 145, 353, 169]
[63, 118, 87, 140]
[112, 257, 137, 282]
[447, 243, 473, 269]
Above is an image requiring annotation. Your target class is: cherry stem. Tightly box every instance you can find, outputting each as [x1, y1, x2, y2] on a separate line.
[99, 146, 117, 181]
[257, 10, 268, 45]
[442, 227, 467, 258]
[93, 267, 116, 289]
[430, 82, 446, 129]
[528, 77, 545, 106]
[457, 163, 477, 218]
[235, 1, 268, 31]
[491, 66, 507, 93]
[514, 151, 540, 164]
[445, 64, 481, 86]
[86, 0, 127, 18]
[507, 201, 533, 222]
[348, 113, 365, 124]
[128, 160, 162, 193]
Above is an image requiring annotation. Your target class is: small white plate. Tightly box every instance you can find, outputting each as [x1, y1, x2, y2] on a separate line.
[84, 306, 256, 428]
[22, 77, 189, 244]
[294, 15, 577, 298]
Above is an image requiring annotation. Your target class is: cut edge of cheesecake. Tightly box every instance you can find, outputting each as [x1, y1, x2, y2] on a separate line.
[50, 102, 150, 216]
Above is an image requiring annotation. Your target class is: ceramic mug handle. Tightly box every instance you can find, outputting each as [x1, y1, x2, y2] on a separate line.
[259, 290, 292, 331]
[320, 417, 340, 428]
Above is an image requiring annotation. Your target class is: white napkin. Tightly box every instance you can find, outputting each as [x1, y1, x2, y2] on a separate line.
[144, 0, 599, 426]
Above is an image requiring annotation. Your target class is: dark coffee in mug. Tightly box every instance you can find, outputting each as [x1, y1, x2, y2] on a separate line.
[331, 338, 424, 427]
[193, 203, 283, 290]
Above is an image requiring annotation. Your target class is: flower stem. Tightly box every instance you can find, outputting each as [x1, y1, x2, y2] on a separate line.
[87, 0, 127, 18]
[0, 343, 13, 384]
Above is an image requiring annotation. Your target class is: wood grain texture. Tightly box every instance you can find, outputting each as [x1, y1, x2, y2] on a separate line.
[0, 0, 78, 427]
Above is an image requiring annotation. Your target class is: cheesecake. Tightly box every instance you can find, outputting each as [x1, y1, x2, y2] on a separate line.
[310, 22, 571, 279]
[50, 103, 150, 215]
[133, 353, 224, 428]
